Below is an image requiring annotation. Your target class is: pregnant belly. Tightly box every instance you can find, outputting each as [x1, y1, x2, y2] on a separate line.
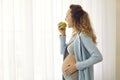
[62, 54, 76, 72]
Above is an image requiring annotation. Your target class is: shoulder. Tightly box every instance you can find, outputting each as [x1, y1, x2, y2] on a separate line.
[74, 32, 93, 45]
[78, 32, 92, 41]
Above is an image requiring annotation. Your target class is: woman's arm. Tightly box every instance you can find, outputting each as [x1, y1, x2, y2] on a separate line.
[76, 34, 103, 70]
[59, 35, 67, 55]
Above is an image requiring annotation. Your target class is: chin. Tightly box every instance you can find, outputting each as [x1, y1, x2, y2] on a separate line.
[67, 24, 72, 28]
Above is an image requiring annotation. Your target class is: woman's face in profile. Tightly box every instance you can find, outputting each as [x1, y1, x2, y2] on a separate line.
[65, 9, 73, 28]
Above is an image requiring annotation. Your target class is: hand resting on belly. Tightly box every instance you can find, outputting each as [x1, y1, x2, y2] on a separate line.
[62, 54, 76, 74]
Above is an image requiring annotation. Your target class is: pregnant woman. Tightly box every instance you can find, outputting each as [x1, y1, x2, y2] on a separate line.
[58, 4, 103, 80]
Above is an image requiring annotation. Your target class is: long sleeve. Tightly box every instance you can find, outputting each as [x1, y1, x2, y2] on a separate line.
[59, 35, 67, 55]
[76, 34, 103, 70]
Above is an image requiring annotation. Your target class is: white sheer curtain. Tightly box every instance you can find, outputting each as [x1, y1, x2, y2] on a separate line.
[0, 0, 55, 80]
[0, 0, 116, 80]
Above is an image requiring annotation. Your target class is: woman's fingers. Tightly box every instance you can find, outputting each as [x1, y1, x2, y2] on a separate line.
[58, 28, 66, 35]
[63, 65, 72, 74]
[64, 67, 73, 74]
[58, 22, 66, 35]
[63, 64, 77, 75]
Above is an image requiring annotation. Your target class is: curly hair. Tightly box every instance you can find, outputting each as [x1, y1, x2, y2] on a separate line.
[70, 4, 97, 44]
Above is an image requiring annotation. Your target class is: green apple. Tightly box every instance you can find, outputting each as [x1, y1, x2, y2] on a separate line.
[59, 22, 67, 29]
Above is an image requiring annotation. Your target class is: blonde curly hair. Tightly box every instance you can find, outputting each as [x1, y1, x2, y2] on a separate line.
[70, 4, 97, 44]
